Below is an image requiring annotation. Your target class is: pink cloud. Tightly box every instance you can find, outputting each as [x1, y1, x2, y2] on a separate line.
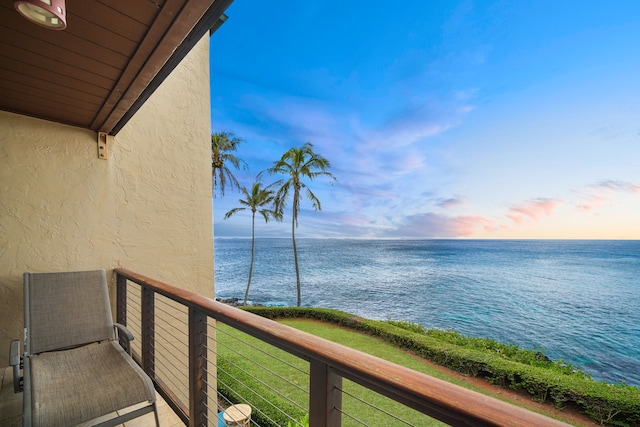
[575, 180, 639, 213]
[451, 216, 497, 236]
[506, 213, 525, 224]
[507, 198, 561, 224]
[577, 195, 611, 211]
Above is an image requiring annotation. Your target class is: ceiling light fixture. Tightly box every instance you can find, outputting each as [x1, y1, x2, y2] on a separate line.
[15, 0, 66, 30]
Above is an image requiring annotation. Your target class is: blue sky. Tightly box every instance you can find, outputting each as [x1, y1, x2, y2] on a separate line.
[210, 1, 640, 239]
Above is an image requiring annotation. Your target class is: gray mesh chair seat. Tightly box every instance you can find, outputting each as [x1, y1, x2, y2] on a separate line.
[19, 270, 159, 427]
[27, 341, 155, 426]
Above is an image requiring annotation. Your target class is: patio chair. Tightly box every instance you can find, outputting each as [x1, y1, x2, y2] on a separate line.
[10, 269, 159, 427]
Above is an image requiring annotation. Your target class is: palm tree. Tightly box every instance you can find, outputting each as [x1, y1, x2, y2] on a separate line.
[211, 131, 248, 197]
[224, 181, 280, 305]
[260, 142, 335, 306]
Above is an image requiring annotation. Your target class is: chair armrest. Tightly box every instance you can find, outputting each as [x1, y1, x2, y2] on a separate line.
[10, 340, 22, 393]
[114, 323, 135, 341]
[9, 340, 20, 366]
[113, 323, 135, 355]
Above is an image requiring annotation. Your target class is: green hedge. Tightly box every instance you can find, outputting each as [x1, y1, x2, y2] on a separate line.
[241, 306, 640, 427]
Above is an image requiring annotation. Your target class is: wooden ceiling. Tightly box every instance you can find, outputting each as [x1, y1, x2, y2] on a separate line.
[0, 0, 232, 135]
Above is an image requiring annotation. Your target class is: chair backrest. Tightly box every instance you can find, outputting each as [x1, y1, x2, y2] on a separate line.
[24, 269, 115, 355]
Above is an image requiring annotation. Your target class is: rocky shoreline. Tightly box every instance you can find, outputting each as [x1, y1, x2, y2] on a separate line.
[215, 297, 263, 307]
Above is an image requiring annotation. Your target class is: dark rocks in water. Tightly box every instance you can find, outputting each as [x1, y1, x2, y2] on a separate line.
[535, 351, 552, 363]
[215, 297, 263, 307]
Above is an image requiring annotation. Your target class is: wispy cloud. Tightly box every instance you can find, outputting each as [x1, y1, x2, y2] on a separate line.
[573, 179, 640, 213]
[577, 195, 610, 211]
[588, 180, 640, 194]
[437, 196, 466, 209]
[366, 111, 451, 149]
[506, 198, 561, 224]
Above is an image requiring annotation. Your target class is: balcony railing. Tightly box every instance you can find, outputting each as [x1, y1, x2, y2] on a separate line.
[114, 268, 570, 427]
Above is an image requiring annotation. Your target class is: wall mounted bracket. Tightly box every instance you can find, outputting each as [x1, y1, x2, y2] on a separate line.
[97, 132, 113, 159]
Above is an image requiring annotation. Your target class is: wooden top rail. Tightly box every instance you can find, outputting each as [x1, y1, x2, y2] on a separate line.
[115, 268, 570, 427]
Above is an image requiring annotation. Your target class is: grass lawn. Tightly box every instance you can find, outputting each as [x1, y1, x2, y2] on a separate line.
[216, 320, 447, 426]
[278, 318, 485, 388]
[216, 318, 588, 426]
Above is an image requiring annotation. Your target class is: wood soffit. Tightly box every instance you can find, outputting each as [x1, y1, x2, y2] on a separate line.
[0, 0, 232, 135]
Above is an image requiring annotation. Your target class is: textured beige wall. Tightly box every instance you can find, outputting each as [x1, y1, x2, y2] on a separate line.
[0, 36, 214, 365]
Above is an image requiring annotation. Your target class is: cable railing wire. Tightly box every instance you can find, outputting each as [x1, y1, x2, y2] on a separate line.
[215, 361, 305, 423]
[153, 323, 189, 353]
[213, 325, 309, 375]
[155, 308, 188, 330]
[155, 315, 187, 333]
[212, 374, 293, 427]
[214, 343, 309, 395]
[154, 359, 188, 389]
[151, 359, 189, 403]
[338, 383, 415, 427]
[126, 309, 142, 325]
[200, 389, 214, 409]
[213, 386, 268, 427]
[126, 291, 141, 302]
[213, 332, 309, 380]
[124, 279, 304, 426]
[201, 380, 259, 425]
[126, 297, 142, 309]
[154, 345, 189, 373]
[126, 287, 140, 299]
[150, 365, 187, 403]
[154, 321, 187, 341]
[208, 351, 308, 412]
[139, 305, 320, 425]
[212, 338, 309, 397]
[214, 324, 408, 427]
[214, 324, 309, 374]
[152, 354, 188, 388]
[337, 407, 369, 427]
[211, 350, 308, 414]
[126, 282, 303, 425]
[152, 313, 306, 426]
[155, 299, 189, 325]
[153, 336, 189, 365]
[156, 345, 189, 372]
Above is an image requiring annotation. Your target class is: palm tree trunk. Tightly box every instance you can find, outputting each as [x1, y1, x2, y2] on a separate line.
[244, 211, 256, 305]
[292, 212, 301, 307]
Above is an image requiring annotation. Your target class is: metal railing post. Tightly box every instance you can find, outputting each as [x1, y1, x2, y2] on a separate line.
[116, 273, 127, 325]
[141, 286, 155, 378]
[189, 307, 208, 427]
[309, 360, 342, 427]
[116, 273, 127, 326]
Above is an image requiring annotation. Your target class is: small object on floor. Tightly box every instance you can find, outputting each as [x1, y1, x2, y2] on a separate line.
[223, 404, 252, 427]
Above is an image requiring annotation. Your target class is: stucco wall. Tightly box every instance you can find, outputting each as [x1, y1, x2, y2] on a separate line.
[0, 36, 214, 365]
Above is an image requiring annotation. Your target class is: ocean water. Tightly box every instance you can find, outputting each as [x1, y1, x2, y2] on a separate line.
[214, 238, 640, 387]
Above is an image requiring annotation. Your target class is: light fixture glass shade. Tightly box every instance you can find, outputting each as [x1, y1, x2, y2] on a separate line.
[15, 0, 66, 30]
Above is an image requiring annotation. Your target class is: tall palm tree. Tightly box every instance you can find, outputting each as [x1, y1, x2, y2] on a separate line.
[260, 142, 335, 306]
[211, 131, 248, 197]
[224, 181, 280, 305]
